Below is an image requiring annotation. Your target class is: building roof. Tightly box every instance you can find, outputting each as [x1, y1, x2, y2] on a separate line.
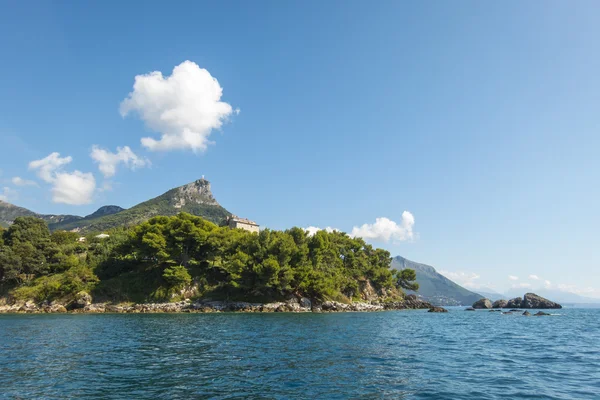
[229, 215, 259, 226]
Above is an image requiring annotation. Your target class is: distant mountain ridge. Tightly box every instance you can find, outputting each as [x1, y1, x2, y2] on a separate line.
[1, 178, 231, 233]
[391, 256, 484, 306]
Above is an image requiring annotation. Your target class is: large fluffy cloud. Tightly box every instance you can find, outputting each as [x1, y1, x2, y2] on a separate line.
[350, 212, 415, 242]
[90, 145, 149, 177]
[29, 152, 96, 205]
[120, 61, 236, 152]
[51, 171, 96, 205]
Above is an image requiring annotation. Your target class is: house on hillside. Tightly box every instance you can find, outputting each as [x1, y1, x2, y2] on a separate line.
[224, 215, 260, 233]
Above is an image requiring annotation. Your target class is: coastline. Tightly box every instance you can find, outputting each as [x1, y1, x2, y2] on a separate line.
[0, 294, 433, 314]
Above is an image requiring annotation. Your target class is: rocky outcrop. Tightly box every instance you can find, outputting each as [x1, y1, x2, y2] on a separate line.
[472, 298, 493, 309]
[522, 293, 562, 309]
[492, 300, 508, 308]
[522, 311, 531, 316]
[506, 297, 523, 308]
[465, 307, 476, 311]
[428, 306, 448, 313]
[73, 291, 92, 308]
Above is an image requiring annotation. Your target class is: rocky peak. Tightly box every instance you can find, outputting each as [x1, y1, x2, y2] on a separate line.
[172, 178, 219, 208]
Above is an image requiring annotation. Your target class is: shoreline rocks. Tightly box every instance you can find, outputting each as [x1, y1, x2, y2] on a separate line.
[0, 294, 434, 314]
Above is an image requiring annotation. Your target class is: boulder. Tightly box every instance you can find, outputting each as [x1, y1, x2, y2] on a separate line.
[492, 300, 508, 309]
[506, 297, 523, 308]
[428, 306, 448, 313]
[472, 298, 493, 309]
[522, 311, 531, 316]
[534, 311, 551, 316]
[74, 291, 92, 308]
[465, 307, 476, 311]
[299, 297, 312, 309]
[522, 293, 562, 309]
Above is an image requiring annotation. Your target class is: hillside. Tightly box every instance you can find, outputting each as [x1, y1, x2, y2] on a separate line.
[49, 178, 231, 232]
[391, 256, 483, 306]
[0, 200, 82, 228]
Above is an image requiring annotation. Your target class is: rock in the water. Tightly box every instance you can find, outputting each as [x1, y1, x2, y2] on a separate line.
[522, 293, 562, 309]
[472, 298, 493, 309]
[506, 297, 523, 308]
[502, 312, 513, 315]
[534, 311, 551, 316]
[522, 311, 531, 316]
[465, 307, 476, 311]
[492, 299, 508, 308]
[428, 306, 448, 313]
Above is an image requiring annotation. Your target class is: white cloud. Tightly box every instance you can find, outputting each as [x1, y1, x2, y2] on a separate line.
[350, 212, 415, 242]
[508, 275, 519, 281]
[28, 152, 72, 182]
[0, 187, 17, 202]
[529, 274, 540, 280]
[305, 226, 337, 236]
[11, 176, 38, 187]
[544, 280, 552, 288]
[52, 171, 96, 205]
[90, 145, 149, 177]
[439, 270, 482, 289]
[120, 60, 236, 152]
[29, 152, 96, 205]
[511, 282, 532, 289]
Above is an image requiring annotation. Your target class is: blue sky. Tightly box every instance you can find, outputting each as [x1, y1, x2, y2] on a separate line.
[1, 1, 599, 297]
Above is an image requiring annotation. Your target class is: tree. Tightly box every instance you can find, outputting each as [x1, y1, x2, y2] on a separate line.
[163, 265, 192, 288]
[394, 268, 419, 291]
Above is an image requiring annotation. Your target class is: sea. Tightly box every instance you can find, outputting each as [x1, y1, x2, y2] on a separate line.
[1, 307, 598, 399]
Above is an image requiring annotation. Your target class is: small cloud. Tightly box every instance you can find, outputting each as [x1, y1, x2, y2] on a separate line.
[90, 145, 149, 177]
[29, 152, 96, 205]
[544, 280, 552, 288]
[439, 270, 482, 289]
[511, 282, 532, 289]
[529, 274, 540, 280]
[120, 60, 237, 152]
[0, 186, 17, 202]
[11, 176, 38, 187]
[28, 152, 72, 183]
[304, 226, 338, 236]
[350, 212, 415, 243]
[508, 275, 519, 281]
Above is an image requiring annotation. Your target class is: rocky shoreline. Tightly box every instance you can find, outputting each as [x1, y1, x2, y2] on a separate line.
[0, 294, 434, 314]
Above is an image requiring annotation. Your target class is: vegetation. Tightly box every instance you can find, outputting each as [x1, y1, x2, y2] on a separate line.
[0, 214, 418, 306]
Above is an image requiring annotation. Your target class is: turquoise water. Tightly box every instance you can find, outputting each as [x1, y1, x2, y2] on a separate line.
[1, 308, 599, 399]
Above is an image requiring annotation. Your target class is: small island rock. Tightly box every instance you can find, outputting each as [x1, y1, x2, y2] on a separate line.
[472, 298, 493, 309]
[506, 297, 523, 308]
[428, 306, 448, 313]
[522, 311, 531, 316]
[465, 307, 476, 311]
[522, 293, 562, 309]
[492, 300, 508, 308]
[534, 311, 551, 316]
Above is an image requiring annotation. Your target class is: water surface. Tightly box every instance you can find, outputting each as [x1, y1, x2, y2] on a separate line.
[1, 307, 598, 399]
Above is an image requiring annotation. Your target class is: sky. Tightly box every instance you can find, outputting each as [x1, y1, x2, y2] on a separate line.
[0, 1, 599, 298]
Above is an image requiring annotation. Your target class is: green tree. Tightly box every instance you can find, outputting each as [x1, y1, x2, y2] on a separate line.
[394, 268, 419, 291]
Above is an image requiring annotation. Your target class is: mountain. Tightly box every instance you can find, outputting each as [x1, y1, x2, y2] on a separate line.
[49, 178, 231, 232]
[391, 256, 484, 306]
[0, 200, 82, 228]
[1, 179, 231, 233]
